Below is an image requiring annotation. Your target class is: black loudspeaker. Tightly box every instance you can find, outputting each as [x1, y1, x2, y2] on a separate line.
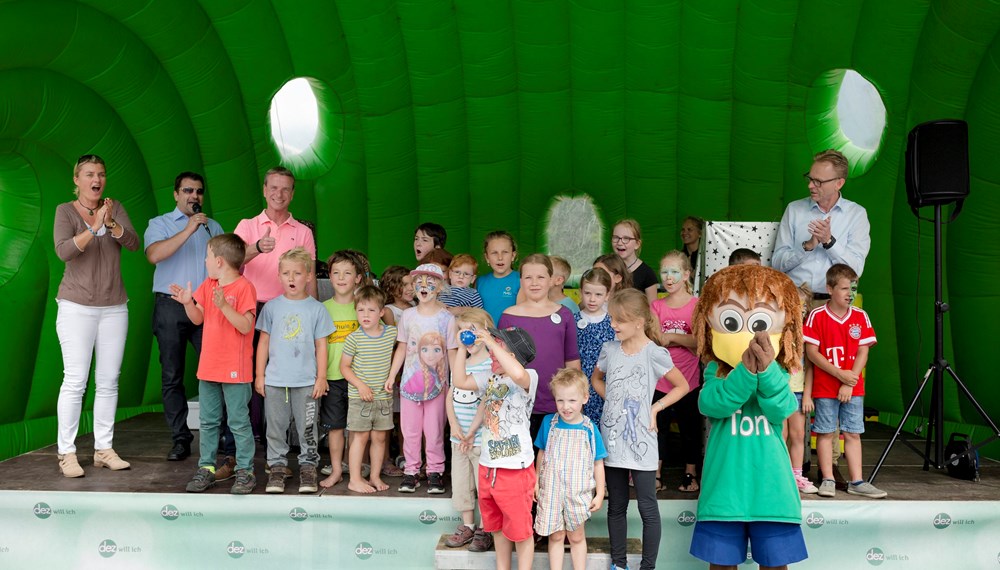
[905, 119, 969, 208]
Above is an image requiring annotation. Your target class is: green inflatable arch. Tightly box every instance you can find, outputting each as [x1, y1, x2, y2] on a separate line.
[1, 0, 998, 460]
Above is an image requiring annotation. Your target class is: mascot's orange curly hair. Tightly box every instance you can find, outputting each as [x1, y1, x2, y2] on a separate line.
[692, 265, 804, 377]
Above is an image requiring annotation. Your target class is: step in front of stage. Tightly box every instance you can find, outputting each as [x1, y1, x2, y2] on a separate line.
[435, 535, 642, 570]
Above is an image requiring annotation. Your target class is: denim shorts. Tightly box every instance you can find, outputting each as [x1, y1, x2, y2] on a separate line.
[812, 396, 865, 434]
[690, 521, 808, 567]
[794, 391, 803, 412]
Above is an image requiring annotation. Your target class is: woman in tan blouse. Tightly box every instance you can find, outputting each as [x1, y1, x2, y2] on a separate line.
[52, 155, 139, 477]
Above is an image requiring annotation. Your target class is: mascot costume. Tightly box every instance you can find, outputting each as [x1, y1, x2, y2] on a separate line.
[689, 265, 808, 570]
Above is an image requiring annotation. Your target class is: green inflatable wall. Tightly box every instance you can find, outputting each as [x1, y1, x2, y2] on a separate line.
[1, 0, 998, 460]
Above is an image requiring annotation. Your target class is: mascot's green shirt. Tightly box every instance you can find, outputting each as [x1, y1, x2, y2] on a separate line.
[697, 360, 802, 523]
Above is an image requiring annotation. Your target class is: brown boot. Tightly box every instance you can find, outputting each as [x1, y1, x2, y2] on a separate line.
[215, 456, 237, 482]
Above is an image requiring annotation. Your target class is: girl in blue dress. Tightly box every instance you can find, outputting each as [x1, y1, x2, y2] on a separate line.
[575, 268, 617, 425]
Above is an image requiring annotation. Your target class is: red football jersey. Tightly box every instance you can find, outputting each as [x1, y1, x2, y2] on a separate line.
[803, 305, 876, 398]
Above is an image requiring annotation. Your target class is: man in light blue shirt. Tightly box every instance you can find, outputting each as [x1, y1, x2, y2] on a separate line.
[145, 172, 224, 462]
[772, 149, 871, 295]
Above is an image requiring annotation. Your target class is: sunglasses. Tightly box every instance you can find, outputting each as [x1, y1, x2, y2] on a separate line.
[179, 187, 205, 196]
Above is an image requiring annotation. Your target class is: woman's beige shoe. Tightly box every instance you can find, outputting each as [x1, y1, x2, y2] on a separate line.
[58, 453, 85, 478]
[93, 448, 130, 470]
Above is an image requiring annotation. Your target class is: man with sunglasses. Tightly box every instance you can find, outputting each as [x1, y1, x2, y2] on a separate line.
[145, 172, 224, 462]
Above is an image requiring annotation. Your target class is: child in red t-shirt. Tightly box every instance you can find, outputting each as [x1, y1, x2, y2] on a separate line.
[171, 233, 258, 494]
[802, 263, 885, 499]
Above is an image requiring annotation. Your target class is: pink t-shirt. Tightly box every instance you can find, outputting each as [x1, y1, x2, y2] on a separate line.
[194, 276, 257, 384]
[234, 211, 316, 302]
[651, 296, 700, 392]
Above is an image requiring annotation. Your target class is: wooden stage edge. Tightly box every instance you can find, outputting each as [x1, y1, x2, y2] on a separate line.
[1, 413, 997, 502]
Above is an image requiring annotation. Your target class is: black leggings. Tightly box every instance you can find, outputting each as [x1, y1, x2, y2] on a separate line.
[606, 467, 661, 570]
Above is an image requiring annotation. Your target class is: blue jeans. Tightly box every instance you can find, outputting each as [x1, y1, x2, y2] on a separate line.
[198, 381, 254, 471]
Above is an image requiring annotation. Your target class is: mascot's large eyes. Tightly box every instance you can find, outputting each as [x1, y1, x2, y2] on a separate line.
[747, 312, 773, 333]
[720, 309, 743, 333]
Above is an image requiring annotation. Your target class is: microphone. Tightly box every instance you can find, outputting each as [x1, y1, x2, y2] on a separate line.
[191, 203, 211, 235]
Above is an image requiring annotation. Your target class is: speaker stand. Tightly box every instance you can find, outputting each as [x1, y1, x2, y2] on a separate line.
[869, 204, 1000, 483]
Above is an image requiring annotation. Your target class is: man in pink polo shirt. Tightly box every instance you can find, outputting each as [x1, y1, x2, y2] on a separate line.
[235, 166, 317, 302]
[234, 166, 317, 439]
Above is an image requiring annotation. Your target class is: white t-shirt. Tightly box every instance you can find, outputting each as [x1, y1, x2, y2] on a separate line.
[475, 369, 539, 469]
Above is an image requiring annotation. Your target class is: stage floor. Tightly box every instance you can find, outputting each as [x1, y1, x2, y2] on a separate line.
[1, 413, 996, 501]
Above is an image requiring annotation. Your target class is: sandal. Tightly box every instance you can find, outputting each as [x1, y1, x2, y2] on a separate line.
[381, 461, 404, 477]
[655, 476, 664, 492]
[679, 472, 700, 493]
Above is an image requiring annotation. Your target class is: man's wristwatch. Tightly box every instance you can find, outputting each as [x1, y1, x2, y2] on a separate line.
[822, 236, 837, 249]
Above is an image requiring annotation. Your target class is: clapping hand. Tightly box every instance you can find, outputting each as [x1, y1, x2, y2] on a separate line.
[212, 286, 228, 308]
[169, 282, 193, 306]
[807, 216, 832, 245]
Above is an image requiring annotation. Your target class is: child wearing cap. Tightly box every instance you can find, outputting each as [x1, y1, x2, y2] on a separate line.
[452, 324, 538, 570]
[386, 263, 459, 494]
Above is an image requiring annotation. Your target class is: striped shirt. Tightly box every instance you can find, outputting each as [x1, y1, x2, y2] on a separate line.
[440, 286, 484, 309]
[343, 324, 397, 400]
[451, 357, 493, 446]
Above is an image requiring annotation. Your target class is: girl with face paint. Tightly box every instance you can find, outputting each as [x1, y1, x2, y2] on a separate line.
[385, 264, 459, 494]
[649, 250, 702, 493]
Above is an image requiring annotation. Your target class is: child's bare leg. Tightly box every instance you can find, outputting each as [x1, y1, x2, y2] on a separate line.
[787, 411, 805, 470]
[494, 533, 513, 570]
[843, 432, 863, 481]
[367, 430, 389, 491]
[348, 431, 375, 493]
[817, 433, 834, 480]
[566, 526, 587, 570]
[710, 565, 738, 570]
[547, 530, 565, 570]
[514, 537, 534, 570]
[319, 428, 345, 487]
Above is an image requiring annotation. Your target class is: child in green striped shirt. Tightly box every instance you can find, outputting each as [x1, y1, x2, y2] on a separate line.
[341, 286, 398, 494]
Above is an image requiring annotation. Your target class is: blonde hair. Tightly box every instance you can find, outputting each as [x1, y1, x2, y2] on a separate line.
[608, 289, 659, 341]
[660, 249, 693, 294]
[279, 247, 314, 273]
[520, 253, 553, 277]
[549, 255, 571, 279]
[454, 307, 495, 330]
[813, 149, 849, 180]
[417, 332, 448, 391]
[614, 219, 642, 245]
[549, 368, 588, 399]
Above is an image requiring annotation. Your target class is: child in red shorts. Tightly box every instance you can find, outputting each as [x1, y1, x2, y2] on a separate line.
[453, 325, 537, 570]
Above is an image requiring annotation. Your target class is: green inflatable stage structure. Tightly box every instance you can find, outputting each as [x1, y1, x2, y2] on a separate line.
[1, 0, 998, 461]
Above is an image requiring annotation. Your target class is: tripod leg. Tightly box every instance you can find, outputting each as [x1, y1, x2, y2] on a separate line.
[869, 366, 935, 483]
[922, 367, 942, 471]
[944, 365, 1000, 436]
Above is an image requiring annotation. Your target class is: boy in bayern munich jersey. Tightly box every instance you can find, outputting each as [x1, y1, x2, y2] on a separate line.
[803, 263, 885, 499]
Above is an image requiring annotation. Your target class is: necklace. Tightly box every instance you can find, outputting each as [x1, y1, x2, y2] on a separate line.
[78, 199, 97, 216]
[626, 257, 640, 271]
